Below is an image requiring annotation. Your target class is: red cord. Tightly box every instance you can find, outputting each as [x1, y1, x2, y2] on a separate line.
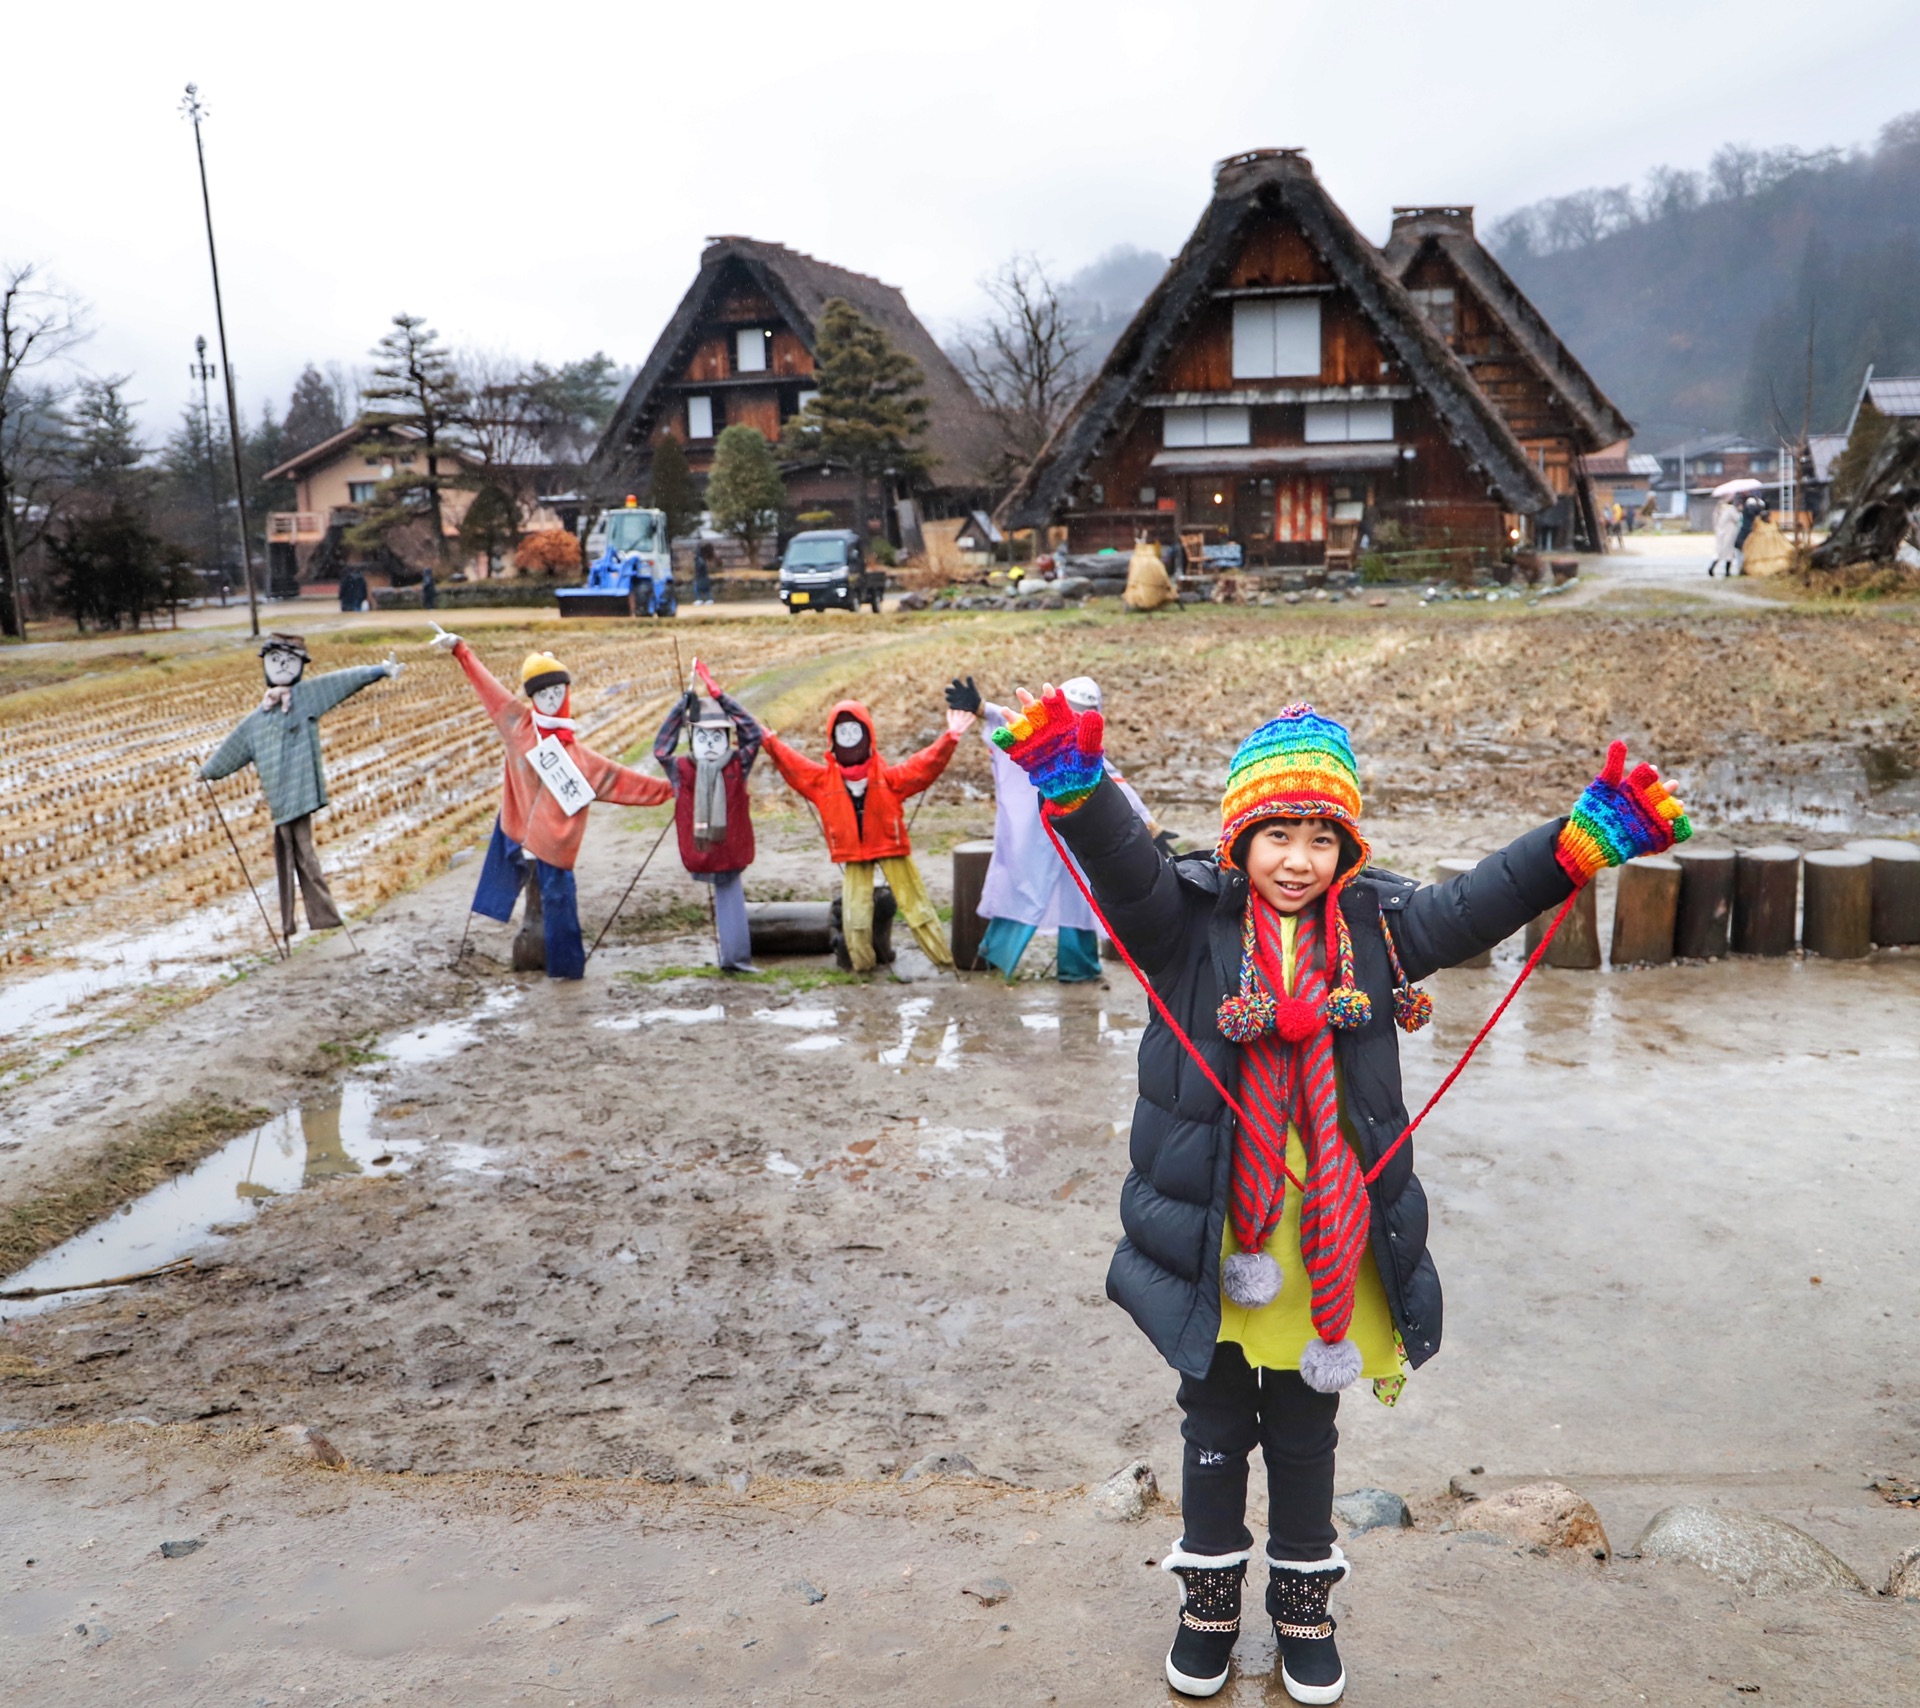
[1040, 806, 1581, 1189]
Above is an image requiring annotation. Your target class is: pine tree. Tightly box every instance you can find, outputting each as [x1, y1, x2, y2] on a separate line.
[351, 314, 468, 570]
[781, 298, 929, 538]
[646, 433, 704, 543]
[705, 426, 786, 566]
[282, 364, 346, 457]
[67, 377, 150, 510]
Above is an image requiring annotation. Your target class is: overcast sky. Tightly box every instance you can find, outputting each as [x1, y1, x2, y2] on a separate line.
[7, 0, 1917, 436]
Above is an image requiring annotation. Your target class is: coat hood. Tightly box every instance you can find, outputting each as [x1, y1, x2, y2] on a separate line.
[824, 700, 877, 749]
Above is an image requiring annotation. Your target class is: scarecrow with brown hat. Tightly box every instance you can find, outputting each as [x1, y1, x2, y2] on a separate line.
[434, 628, 672, 978]
[198, 632, 403, 938]
[652, 658, 762, 972]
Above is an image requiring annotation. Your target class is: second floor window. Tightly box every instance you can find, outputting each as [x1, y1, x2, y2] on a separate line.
[348, 481, 377, 503]
[1232, 298, 1321, 379]
[735, 328, 770, 373]
[688, 396, 715, 439]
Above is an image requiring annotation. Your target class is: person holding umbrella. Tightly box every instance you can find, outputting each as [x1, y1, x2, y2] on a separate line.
[1708, 478, 1762, 577]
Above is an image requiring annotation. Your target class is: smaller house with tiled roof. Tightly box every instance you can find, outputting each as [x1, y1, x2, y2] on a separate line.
[589, 238, 1000, 551]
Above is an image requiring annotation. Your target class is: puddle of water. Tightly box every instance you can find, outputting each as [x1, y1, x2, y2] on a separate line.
[0, 899, 259, 1046]
[1682, 746, 1920, 832]
[763, 1151, 804, 1177]
[1019, 1013, 1061, 1032]
[873, 997, 933, 1068]
[768, 1118, 1013, 1189]
[594, 1003, 726, 1031]
[751, 1006, 838, 1029]
[383, 989, 523, 1063]
[785, 1033, 843, 1053]
[1, 1082, 398, 1319]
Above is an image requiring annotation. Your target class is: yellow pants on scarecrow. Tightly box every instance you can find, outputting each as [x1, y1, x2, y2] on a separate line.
[841, 856, 954, 972]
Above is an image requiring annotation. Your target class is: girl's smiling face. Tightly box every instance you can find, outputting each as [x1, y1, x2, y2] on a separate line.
[1243, 818, 1342, 914]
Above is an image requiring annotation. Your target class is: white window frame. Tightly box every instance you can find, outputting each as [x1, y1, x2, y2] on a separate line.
[687, 395, 715, 439]
[1232, 298, 1321, 379]
[1162, 405, 1251, 447]
[735, 328, 768, 373]
[1303, 401, 1394, 443]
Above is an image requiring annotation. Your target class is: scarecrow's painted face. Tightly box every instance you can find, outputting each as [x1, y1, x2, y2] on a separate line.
[262, 648, 305, 687]
[531, 683, 568, 715]
[690, 725, 731, 763]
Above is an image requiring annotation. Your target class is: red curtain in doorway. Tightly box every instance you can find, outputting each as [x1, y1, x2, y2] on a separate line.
[1274, 476, 1326, 544]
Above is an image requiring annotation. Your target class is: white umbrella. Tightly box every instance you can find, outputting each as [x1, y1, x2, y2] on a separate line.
[1711, 477, 1763, 498]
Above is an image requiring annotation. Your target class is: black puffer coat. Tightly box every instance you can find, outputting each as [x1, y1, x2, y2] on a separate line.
[1053, 778, 1573, 1380]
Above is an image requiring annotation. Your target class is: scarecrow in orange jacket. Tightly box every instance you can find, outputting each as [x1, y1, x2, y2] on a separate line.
[761, 697, 974, 971]
[434, 630, 671, 978]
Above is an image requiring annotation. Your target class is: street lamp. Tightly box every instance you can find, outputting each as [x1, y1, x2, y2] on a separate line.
[180, 83, 260, 635]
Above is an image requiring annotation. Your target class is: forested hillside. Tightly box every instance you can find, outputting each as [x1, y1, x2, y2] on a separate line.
[1492, 113, 1920, 444]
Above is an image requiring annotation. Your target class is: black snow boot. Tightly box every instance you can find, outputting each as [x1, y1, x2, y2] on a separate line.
[1161, 1547, 1250, 1697]
[1267, 1547, 1350, 1704]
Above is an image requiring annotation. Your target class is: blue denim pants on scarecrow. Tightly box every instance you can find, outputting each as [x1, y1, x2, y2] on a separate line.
[472, 817, 586, 980]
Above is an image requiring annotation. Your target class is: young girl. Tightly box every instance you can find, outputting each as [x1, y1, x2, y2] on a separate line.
[993, 695, 1687, 1703]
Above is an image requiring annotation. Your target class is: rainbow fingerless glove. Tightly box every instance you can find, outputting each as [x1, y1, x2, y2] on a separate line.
[1556, 739, 1692, 884]
[990, 686, 1105, 812]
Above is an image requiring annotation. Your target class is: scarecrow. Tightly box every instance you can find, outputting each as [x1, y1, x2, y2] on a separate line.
[652, 659, 762, 972]
[761, 694, 973, 972]
[947, 673, 1156, 981]
[198, 632, 402, 939]
[434, 629, 672, 979]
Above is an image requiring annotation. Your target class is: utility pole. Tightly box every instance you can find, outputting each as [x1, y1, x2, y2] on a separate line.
[189, 335, 228, 606]
[180, 83, 260, 636]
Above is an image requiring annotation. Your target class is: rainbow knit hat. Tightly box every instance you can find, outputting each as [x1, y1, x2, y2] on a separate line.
[1217, 705, 1374, 1031]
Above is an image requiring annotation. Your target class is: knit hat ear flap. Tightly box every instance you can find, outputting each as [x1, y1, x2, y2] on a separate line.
[1323, 874, 1372, 1032]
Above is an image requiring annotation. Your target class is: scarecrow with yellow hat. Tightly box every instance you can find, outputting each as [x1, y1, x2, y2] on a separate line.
[434, 628, 671, 978]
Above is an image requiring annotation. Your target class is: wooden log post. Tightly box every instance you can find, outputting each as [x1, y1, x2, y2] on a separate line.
[1526, 880, 1600, 969]
[950, 839, 995, 972]
[746, 902, 833, 956]
[1610, 854, 1681, 967]
[1844, 838, 1920, 946]
[1673, 845, 1736, 959]
[1801, 849, 1873, 960]
[1432, 858, 1491, 967]
[1732, 845, 1800, 955]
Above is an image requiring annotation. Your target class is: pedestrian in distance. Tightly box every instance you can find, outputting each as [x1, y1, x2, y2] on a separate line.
[692, 540, 714, 606]
[197, 632, 403, 939]
[421, 563, 438, 609]
[992, 694, 1689, 1703]
[761, 694, 974, 973]
[1732, 491, 1767, 575]
[434, 629, 672, 979]
[1707, 495, 1740, 577]
[337, 564, 368, 613]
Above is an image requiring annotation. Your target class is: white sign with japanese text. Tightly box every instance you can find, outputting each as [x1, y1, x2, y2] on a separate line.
[530, 735, 594, 816]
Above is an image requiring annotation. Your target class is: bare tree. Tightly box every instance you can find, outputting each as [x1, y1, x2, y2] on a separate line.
[950, 255, 1086, 487]
[0, 263, 89, 636]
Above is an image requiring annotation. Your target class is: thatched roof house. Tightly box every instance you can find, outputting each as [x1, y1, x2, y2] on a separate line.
[999, 150, 1552, 563]
[1382, 206, 1631, 549]
[588, 237, 1000, 543]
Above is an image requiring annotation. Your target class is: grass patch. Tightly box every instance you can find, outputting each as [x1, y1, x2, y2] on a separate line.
[0, 1095, 269, 1278]
[619, 963, 865, 990]
[318, 1038, 388, 1067]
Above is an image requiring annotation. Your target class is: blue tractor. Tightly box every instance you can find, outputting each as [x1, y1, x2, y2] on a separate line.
[555, 500, 678, 618]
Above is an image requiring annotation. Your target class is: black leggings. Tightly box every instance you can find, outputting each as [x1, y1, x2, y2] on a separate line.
[1177, 1341, 1339, 1561]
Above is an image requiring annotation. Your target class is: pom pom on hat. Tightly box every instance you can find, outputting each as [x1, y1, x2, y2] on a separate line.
[1325, 986, 1372, 1031]
[1272, 994, 1321, 1043]
[1216, 988, 1276, 1044]
[1222, 1251, 1283, 1308]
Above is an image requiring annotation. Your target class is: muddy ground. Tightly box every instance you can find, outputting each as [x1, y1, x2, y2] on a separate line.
[4, 579, 1920, 1700]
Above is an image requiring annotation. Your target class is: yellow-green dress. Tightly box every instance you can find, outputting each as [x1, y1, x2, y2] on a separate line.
[1217, 913, 1404, 1384]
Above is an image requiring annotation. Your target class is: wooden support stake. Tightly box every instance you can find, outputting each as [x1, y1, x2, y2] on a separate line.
[1844, 838, 1920, 946]
[1673, 845, 1736, 959]
[949, 839, 995, 972]
[1433, 858, 1491, 967]
[1733, 844, 1800, 956]
[1526, 880, 1599, 969]
[1610, 854, 1680, 967]
[1802, 849, 1873, 960]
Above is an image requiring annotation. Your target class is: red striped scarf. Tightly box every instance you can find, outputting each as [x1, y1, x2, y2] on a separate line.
[1232, 899, 1373, 1345]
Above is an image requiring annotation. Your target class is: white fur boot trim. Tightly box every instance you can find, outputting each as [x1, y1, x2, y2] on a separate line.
[1265, 1543, 1350, 1585]
[1162, 1544, 1254, 1573]
[1298, 1336, 1364, 1393]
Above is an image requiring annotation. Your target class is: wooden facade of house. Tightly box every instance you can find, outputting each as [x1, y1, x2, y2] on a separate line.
[1001, 151, 1552, 563]
[589, 237, 999, 543]
[1382, 206, 1632, 552]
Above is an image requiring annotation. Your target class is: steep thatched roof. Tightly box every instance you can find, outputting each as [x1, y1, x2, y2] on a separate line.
[1001, 151, 1552, 529]
[589, 237, 998, 495]
[1382, 207, 1632, 453]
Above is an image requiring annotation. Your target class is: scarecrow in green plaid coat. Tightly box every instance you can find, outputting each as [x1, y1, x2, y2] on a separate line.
[199, 632, 402, 937]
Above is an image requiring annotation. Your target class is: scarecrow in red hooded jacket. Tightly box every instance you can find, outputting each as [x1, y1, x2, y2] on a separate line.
[761, 696, 973, 971]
